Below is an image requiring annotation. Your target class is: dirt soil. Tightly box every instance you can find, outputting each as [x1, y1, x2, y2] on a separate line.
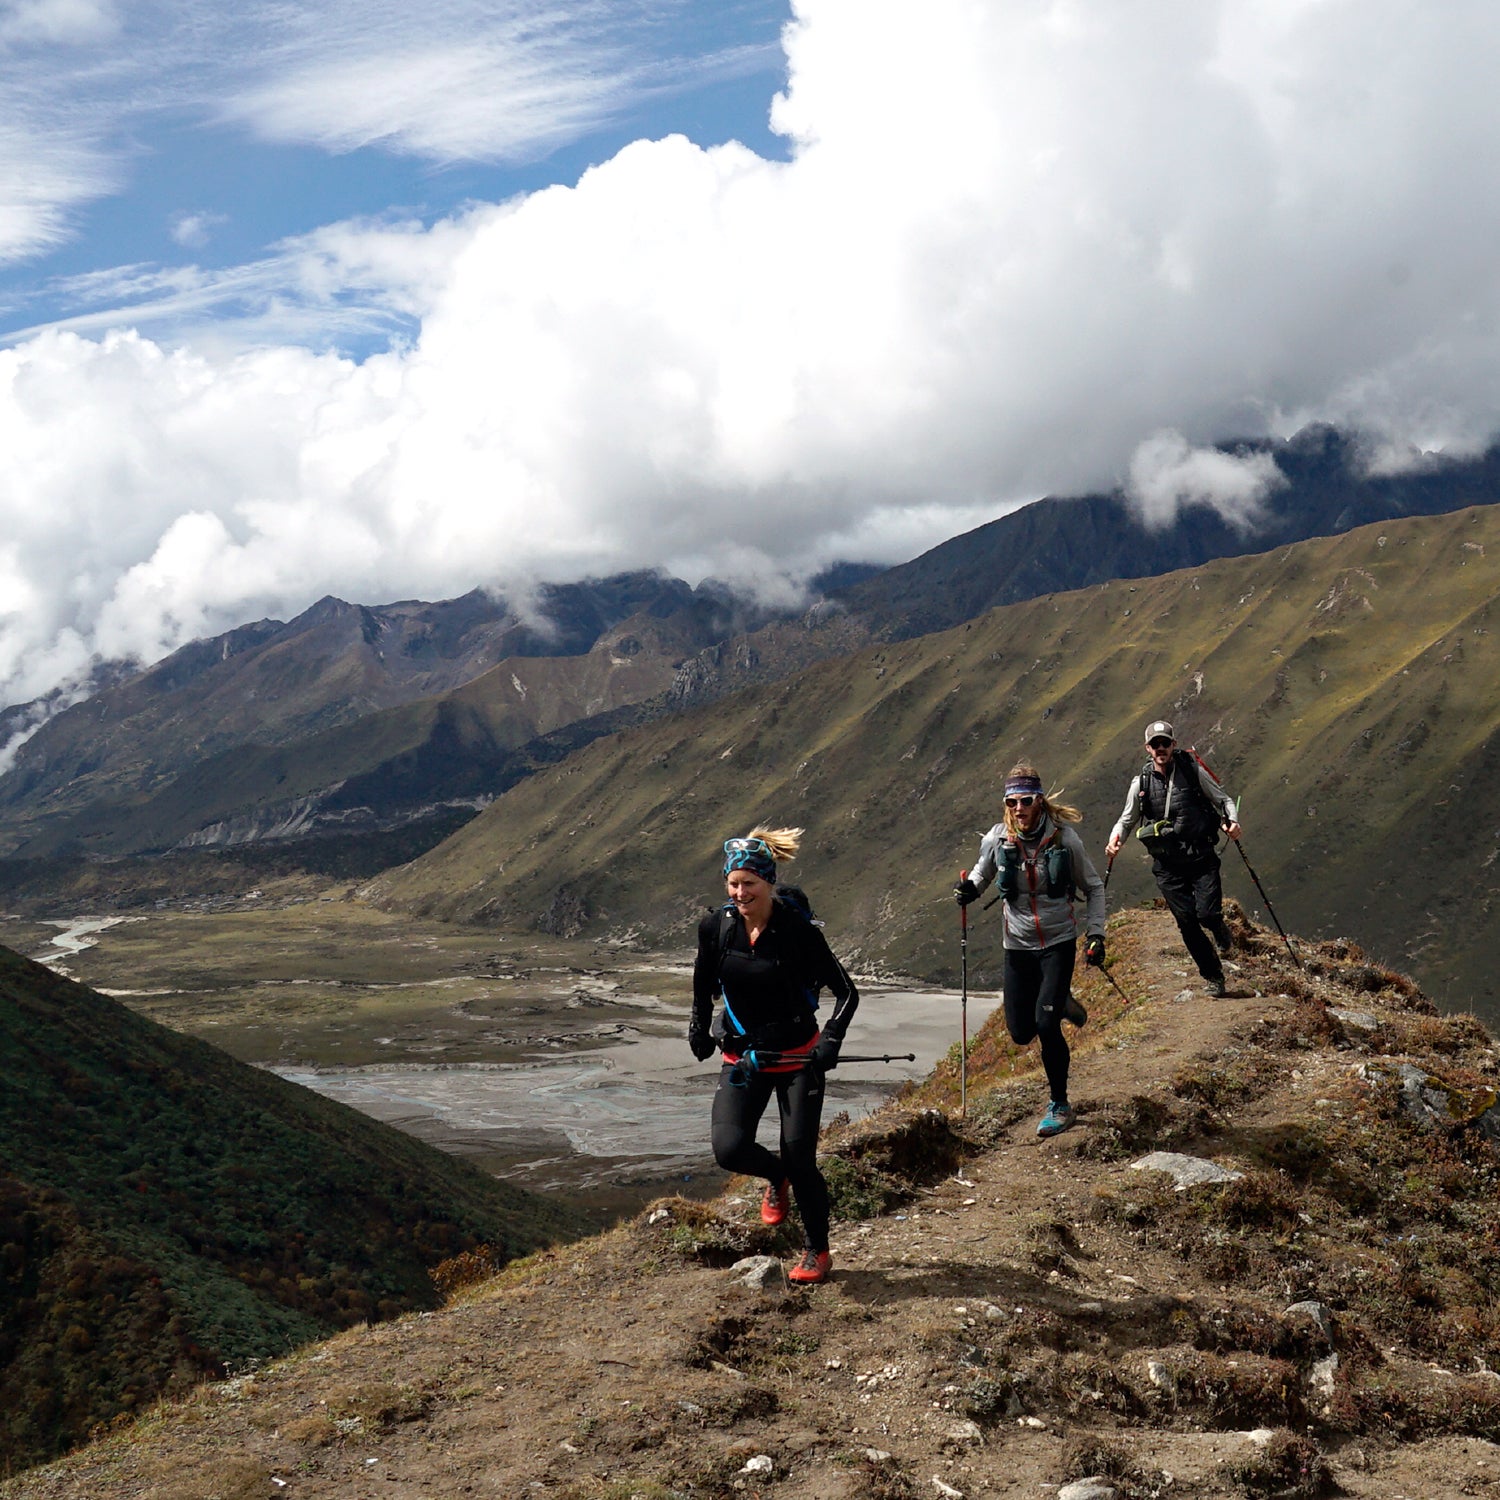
[7, 904, 1500, 1500]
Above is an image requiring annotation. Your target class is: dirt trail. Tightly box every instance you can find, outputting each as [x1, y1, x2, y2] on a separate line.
[8, 906, 1500, 1500]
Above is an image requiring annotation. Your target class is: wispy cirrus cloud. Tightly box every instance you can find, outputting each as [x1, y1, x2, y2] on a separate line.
[0, 0, 780, 265]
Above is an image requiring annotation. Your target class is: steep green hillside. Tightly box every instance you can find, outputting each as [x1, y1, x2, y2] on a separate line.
[369, 506, 1500, 1016]
[0, 945, 585, 1472]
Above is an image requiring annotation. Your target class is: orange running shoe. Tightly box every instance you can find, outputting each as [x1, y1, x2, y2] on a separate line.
[787, 1249, 831, 1285]
[761, 1178, 790, 1226]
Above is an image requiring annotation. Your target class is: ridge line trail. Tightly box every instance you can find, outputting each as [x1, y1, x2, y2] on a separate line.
[9, 907, 1402, 1500]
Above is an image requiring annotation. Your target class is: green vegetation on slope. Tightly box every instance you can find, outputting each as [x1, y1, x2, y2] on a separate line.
[368, 506, 1500, 1017]
[0, 944, 586, 1472]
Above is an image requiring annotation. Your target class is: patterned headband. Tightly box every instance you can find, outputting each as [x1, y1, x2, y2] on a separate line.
[723, 837, 777, 883]
[1004, 776, 1044, 798]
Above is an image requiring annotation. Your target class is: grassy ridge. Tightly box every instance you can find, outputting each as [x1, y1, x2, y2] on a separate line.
[0, 944, 586, 1471]
[368, 506, 1500, 1016]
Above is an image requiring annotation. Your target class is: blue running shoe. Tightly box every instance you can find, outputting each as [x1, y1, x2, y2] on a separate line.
[1037, 1101, 1076, 1137]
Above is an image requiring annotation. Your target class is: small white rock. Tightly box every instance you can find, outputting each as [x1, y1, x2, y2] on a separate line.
[1130, 1151, 1244, 1190]
[740, 1454, 773, 1475]
[932, 1478, 964, 1499]
[1058, 1482, 1119, 1500]
[727, 1255, 785, 1291]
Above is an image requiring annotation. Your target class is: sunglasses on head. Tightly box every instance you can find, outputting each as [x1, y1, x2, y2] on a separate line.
[1004, 794, 1038, 809]
[724, 837, 772, 856]
[1149, 737, 1174, 750]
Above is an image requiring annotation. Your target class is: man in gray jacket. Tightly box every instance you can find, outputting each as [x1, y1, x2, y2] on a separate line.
[1106, 720, 1240, 997]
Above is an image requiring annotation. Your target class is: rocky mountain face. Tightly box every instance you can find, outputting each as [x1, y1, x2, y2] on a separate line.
[368, 503, 1500, 1020]
[8, 904, 1500, 1497]
[0, 942, 585, 1473]
[0, 573, 784, 859]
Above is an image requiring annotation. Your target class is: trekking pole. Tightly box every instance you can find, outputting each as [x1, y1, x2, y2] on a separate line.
[1229, 835, 1302, 970]
[1104, 849, 1116, 888]
[727, 1051, 916, 1085]
[1095, 962, 1132, 1008]
[958, 869, 969, 1120]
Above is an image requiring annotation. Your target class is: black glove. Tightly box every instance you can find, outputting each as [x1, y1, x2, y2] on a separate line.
[810, 1034, 841, 1072]
[688, 1020, 715, 1061]
[1084, 935, 1105, 968]
[954, 878, 979, 906]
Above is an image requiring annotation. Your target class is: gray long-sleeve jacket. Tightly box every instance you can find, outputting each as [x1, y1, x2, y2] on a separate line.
[966, 815, 1106, 952]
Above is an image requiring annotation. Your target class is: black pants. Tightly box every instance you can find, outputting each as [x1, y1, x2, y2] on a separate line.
[711, 1063, 830, 1252]
[1153, 852, 1226, 983]
[1002, 941, 1074, 1105]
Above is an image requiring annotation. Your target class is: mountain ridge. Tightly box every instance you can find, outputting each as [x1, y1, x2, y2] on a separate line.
[5, 426, 1500, 869]
[365, 503, 1500, 1019]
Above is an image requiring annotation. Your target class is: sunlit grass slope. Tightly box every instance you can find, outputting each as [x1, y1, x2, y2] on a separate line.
[370, 506, 1500, 1016]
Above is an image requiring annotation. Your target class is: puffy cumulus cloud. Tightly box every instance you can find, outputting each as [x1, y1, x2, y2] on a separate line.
[1125, 431, 1286, 532]
[8, 0, 1500, 718]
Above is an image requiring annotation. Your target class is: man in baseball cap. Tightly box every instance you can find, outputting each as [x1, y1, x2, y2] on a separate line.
[1105, 721, 1241, 997]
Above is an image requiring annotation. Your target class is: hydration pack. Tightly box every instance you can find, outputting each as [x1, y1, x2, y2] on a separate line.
[709, 889, 823, 1046]
[996, 831, 1074, 902]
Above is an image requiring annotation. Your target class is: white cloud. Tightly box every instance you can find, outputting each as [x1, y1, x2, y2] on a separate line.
[169, 211, 227, 249]
[1125, 431, 1286, 532]
[0, 0, 117, 47]
[229, 36, 631, 164]
[7, 0, 1500, 719]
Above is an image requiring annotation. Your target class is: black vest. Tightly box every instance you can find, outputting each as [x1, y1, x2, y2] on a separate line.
[1141, 751, 1220, 853]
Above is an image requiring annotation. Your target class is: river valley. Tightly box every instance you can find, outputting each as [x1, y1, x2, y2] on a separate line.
[10, 895, 997, 1219]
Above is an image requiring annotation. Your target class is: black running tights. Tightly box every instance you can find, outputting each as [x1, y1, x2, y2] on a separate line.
[1002, 941, 1074, 1104]
[711, 1064, 830, 1251]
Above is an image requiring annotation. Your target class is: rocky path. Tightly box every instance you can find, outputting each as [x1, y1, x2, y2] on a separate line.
[8, 905, 1500, 1500]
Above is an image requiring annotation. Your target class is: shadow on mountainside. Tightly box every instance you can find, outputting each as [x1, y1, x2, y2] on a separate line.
[8, 903, 1500, 1499]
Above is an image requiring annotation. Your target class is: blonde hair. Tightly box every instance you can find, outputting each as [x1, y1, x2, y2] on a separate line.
[746, 825, 803, 863]
[1002, 762, 1082, 840]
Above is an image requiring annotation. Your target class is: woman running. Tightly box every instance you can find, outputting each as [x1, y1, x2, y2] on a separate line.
[954, 763, 1106, 1137]
[688, 826, 859, 1285]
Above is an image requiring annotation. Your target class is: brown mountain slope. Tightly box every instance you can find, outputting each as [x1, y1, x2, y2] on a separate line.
[8, 905, 1500, 1499]
[0, 575, 749, 857]
[366, 504, 1500, 1019]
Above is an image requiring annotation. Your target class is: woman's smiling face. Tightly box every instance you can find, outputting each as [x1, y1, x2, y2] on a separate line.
[726, 869, 774, 919]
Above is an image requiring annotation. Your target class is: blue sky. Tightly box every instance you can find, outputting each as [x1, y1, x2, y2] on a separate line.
[4, 1, 1500, 743]
[0, 0, 791, 345]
